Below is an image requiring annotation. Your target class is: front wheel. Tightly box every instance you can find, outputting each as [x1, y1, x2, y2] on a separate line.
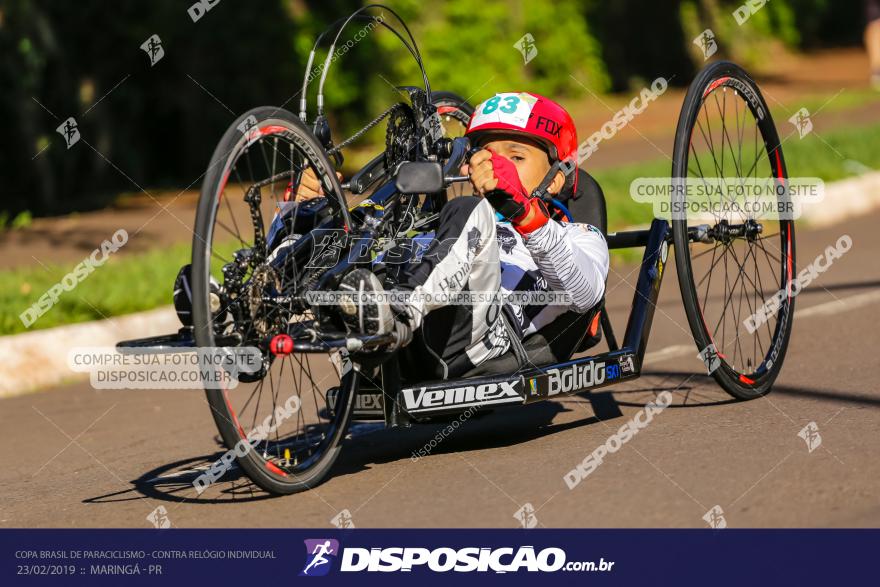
[671, 62, 796, 400]
[192, 106, 357, 494]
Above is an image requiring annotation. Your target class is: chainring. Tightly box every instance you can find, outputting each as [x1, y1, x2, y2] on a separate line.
[385, 103, 418, 170]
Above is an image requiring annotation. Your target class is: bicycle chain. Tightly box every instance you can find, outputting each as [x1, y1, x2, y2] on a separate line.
[326, 102, 408, 156]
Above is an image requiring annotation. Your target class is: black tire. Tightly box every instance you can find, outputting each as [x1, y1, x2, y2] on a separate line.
[432, 91, 474, 200]
[671, 62, 796, 400]
[192, 106, 357, 495]
[431, 91, 474, 132]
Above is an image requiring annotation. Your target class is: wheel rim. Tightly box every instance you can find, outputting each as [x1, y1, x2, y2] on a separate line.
[677, 77, 794, 385]
[198, 112, 353, 483]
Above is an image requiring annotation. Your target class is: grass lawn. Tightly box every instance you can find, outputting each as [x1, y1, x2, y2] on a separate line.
[3, 120, 880, 336]
[1, 242, 193, 336]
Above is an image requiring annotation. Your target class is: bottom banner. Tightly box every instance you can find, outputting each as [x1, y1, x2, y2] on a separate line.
[2, 529, 876, 585]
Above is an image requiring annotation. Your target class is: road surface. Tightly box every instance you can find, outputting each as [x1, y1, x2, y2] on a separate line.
[1, 210, 878, 529]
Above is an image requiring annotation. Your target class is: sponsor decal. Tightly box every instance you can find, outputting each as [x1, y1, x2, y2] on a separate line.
[327, 389, 384, 416]
[704, 77, 764, 120]
[535, 115, 562, 137]
[546, 361, 606, 395]
[726, 78, 765, 119]
[466, 227, 483, 257]
[402, 381, 522, 413]
[530, 354, 636, 398]
[496, 225, 518, 253]
[617, 355, 636, 375]
[438, 261, 471, 293]
[528, 378, 539, 397]
[605, 363, 621, 381]
[354, 393, 383, 413]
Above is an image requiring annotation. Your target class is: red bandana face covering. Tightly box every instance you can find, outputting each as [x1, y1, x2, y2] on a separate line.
[486, 151, 549, 235]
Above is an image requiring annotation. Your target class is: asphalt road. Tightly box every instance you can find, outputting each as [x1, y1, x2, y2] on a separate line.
[1, 210, 878, 529]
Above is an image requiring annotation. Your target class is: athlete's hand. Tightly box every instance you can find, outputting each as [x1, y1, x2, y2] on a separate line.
[467, 149, 535, 224]
[467, 149, 530, 199]
[466, 149, 499, 196]
[287, 167, 343, 202]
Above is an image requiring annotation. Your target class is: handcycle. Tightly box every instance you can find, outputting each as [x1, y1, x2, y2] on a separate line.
[118, 5, 796, 495]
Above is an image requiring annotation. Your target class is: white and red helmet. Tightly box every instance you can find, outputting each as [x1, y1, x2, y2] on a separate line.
[466, 92, 579, 191]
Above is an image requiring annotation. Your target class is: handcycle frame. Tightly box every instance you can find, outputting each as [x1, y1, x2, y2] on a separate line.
[113, 120, 695, 431]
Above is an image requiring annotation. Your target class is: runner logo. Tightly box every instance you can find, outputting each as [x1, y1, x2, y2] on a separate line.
[57, 117, 80, 149]
[513, 503, 538, 528]
[301, 539, 340, 577]
[798, 421, 822, 453]
[697, 344, 722, 374]
[789, 108, 813, 138]
[693, 29, 717, 60]
[331, 509, 356, 529]
[341, 546, 567, 573]
[146, 505, 171, 529]
[422, 111, 443, 142]
[140, 34, 164, 66]
[513, 33, 538, 64]
[236, 114, 258, 136]
[703, 505, 727, 529]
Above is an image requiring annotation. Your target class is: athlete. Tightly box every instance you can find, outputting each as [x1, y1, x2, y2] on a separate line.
[174, 93, 609, 380]
[324, 93, 609, 379]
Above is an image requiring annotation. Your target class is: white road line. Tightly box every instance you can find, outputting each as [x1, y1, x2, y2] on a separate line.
[642, 289, 880, 365]
[642, 344, 695, 364]
[795, 289, 880, 319]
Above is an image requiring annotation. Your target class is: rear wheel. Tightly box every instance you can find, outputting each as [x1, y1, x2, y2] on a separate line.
[192, 106, 357, 494]
[671, 62, 796, 400]
[432, 91, 474, 200]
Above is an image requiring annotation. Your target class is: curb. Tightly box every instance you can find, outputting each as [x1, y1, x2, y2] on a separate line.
[0, 306, 179, 398]
[802, 171, 880, 227]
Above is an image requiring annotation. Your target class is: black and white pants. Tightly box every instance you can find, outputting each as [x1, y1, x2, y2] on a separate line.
[396, 196, 511, 380]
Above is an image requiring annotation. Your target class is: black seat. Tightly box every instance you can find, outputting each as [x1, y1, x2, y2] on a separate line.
[462, 305, 602, 377]
[562, 169, 607, 234]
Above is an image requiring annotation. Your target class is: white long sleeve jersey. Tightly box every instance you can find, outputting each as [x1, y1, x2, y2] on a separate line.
[496, 219, 610, 338]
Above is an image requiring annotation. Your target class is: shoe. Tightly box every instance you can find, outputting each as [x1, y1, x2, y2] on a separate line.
[173, 264, 232, 333]
[337, 269, 412, 347]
